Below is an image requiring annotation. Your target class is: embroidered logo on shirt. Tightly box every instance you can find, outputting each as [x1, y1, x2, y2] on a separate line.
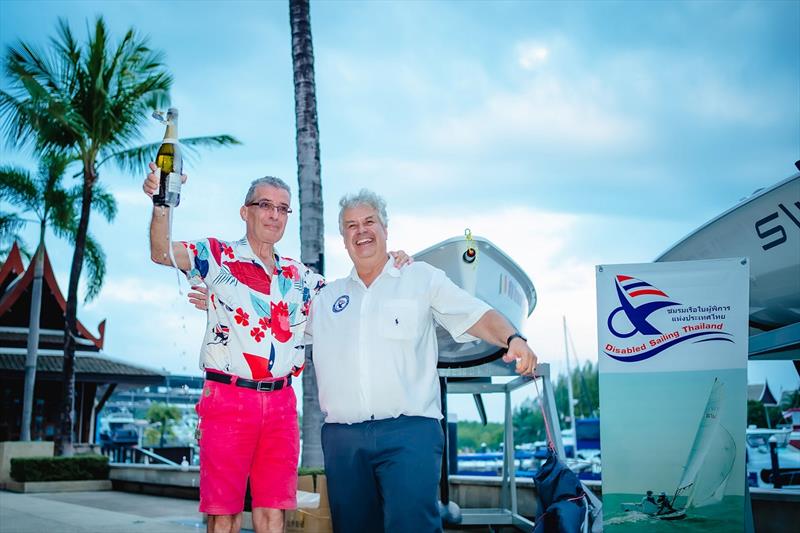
[332, 295, 350, 313]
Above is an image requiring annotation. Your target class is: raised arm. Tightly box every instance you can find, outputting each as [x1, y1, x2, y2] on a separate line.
[144, 162, 191, 270]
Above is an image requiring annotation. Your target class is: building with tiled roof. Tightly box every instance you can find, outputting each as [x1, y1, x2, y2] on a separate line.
[747, 381, 779, 406]
[0, 242, 165, 442]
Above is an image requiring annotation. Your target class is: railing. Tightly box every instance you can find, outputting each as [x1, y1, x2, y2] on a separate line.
[101, 444, 194, 466]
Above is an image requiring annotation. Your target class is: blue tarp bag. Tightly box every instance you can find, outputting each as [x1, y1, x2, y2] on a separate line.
[531, 376, 600, 533]
[532, 447, 588, 533]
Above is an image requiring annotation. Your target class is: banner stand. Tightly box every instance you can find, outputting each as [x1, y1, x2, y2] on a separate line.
[596, 258, 749, 532]
[744, 483, 754, 533]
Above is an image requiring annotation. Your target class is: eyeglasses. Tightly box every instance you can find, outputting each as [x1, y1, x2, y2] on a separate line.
[245, 200, 293, 215]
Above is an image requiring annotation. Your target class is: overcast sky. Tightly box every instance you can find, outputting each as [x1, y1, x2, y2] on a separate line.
[1, 0, 798, 422]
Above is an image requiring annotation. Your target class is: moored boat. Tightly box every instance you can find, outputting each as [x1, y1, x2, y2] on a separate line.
[656, 172, 800, 331]
[413, 233, 536, 368]
[746, 426, 800, 488]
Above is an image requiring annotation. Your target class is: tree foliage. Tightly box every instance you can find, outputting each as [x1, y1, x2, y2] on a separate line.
[1, 16, 239, 454]
[456, 421, 505, 451]
[552, 360, 600, 421]
[0, 213, 29, 259]
[144, 402, 181, 447]
[455, 362, 601, 451]
[0, 152, 116, 301]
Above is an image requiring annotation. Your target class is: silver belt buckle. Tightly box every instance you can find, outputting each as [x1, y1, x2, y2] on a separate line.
[257, 380, 274, 392]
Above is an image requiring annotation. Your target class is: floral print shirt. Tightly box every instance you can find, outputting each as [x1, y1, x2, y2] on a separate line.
[182, 236, 325, 380]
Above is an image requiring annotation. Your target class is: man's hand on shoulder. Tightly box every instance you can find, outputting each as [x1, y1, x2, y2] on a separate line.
[389, 250, 413, 268]
[188, 285, 209, 311]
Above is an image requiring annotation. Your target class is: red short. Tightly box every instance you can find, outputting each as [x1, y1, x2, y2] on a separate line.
[196, 375, 299, 515]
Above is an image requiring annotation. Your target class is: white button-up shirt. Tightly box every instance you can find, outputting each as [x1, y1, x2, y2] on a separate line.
[308, 258, 491, 424]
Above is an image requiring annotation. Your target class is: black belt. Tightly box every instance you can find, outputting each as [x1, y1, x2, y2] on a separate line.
[205, 371, 291, 392]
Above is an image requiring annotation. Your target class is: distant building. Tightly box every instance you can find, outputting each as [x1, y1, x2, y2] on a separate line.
[0, 243, 165, 442]
[748, 382, 778, 406]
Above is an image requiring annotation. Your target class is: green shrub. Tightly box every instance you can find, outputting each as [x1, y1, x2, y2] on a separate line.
[297, 467, 325, 477]
[10, 455, 110, 482]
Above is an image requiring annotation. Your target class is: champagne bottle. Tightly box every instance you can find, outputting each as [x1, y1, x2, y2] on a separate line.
[152, 108, 183, 207]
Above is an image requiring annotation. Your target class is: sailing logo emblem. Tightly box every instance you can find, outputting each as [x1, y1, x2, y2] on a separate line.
[332, 295, 350, 313]
[605, 275, 734, 363]
[608, 275, 680, 338]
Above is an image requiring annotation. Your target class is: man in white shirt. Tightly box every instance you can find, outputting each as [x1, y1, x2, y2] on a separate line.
[308, 189, 538, 533]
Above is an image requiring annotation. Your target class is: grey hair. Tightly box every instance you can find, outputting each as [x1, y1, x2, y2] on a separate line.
[338, 189, 389, 234]
[244, 176, 291, 205]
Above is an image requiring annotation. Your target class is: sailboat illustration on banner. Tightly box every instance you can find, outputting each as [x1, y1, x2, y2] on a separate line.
[621, 378, 737, 520]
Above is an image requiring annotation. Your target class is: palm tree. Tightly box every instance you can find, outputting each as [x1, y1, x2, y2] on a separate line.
[0, 17, 240, 454]
[0, 152, 115, 441]
[0, 212, 29, 259]
[290, 0, 325, 467]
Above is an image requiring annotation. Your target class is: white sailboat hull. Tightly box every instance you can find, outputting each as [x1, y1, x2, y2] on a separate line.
[656, 173, 800, 330]
[621, 502, 687, 520]
[413, 235, 536, 367]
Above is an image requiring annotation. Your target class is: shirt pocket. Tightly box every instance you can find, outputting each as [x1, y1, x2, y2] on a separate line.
[379, 299, 420, 340]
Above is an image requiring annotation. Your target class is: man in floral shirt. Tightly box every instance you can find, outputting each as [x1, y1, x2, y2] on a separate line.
[145, 166, 323, 533]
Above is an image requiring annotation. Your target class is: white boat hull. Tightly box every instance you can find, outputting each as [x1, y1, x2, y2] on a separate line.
[746, 428, 800, 488]
[656, 173, 800, 330]
[413, 235, 536, 367]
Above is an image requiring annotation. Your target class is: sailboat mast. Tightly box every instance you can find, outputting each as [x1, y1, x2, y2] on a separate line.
[563, 316, 577, 450]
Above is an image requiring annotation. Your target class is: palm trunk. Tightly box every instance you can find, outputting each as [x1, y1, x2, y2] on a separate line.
[290, 0, 325, 468]
[20, 223, 46, 441]
[57, 162, 96, 456]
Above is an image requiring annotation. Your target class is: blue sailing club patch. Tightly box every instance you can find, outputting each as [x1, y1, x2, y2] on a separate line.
[332, 295, 350, 313]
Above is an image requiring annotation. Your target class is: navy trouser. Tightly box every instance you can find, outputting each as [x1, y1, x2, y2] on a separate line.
[321, 415, 444, 533]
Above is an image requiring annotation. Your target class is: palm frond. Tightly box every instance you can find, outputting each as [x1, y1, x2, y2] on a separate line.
[0, 89, 40, 153]
[52, 19, 81, 85]
[0, 212, 28, 238]
[181, 135, 242, 150]
[82, 232, 106, 302]
[39, 151, 73, 201]
[1, 36, 86, 153]
[102, 134, 241, 176]
[97, 140, 160, 176]
[46, 189, 76, 238]
[0, 238, 31, 261]
[89, 182, 117, 222]
[0, 165, 39, 213]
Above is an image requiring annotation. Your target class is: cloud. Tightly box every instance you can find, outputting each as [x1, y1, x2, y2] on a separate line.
[420, 36, 648, 155]
[516, 41, 549, 70]
[600, 47, 788, 129]
[84, 276, 181, 307]
[327, 156, 461, 190]
[682, 75, 784, 126]
[112, 188, 152, 208]
[426, 79, 644, 152]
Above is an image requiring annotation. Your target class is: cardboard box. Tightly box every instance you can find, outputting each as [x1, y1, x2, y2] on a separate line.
[286, 474, 332, 533]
